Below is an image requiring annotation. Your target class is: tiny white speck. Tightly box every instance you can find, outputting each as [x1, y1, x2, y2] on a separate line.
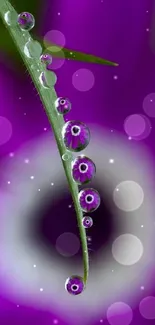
[146, 10, 148, 13]
[141, 286, 144, 290]
[17, 305, 19, 307]
[24, 159, 29, 164]
[100, 320, 103, 323]
[141, 225, 144, 228]
[146, 28, 149, 32]
[68, 204, 72, 208]
[19, 97, 21, 100]
[40, 288, 43, 291]
[38, 189, 41, 192]
[51, 182, 54, 186]
[109, 159, 114, 164]
[9, 152, 14, 157]
[58, 12, 60, 15]
[113, 75, 118, 80]
[30, 176, 34, 179]
[7, 181, 11, 184]
[112, 269, 114, 272]
[24, 113, 26, 116]
[44, 128, 47, 131]
[33, 264, 36, 268]
[111, 129, 113, 133]
[116, 188, 119, 192]
[128, 136, 132, 140]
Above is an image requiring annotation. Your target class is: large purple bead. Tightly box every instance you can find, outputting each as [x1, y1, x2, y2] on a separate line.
[78, 188, 100, 212]
[62, 121, 90, 152]
[17, 12, 35, 31]
[65, 275, 85, 295]
[55, 97, 71, 115]
[72, 155, 96, 184]
[82, 216, 93, 228]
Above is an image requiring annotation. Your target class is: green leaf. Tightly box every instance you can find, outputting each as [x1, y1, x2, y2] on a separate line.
[45, 44, 118, 66]
[0, 0, 89, 285]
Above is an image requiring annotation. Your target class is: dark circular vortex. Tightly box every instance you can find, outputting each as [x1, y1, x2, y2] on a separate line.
[28, 180, 119, 264]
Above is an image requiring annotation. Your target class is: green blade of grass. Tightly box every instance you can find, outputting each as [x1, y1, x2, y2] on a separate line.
[0, 0, 89, 285]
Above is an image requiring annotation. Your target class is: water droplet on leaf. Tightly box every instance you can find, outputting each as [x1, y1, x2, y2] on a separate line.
[4, 11, 17, 26]
[24, 39, 42, 59]
[78, 188, 100, 212]
[82, 216, 93, 228]
[17, 12, 35, 31]
[71, 155, 96, 184]
[55, 97, 71, 115]
[65, 275, 85, 295]
[39, 71, 57, 89]
[40, 54, 52, 66]
[62, 121, 90, 152]
[62, 152, 73, 161]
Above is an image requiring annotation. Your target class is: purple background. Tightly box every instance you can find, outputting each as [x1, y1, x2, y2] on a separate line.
[0, 0, 155, 324]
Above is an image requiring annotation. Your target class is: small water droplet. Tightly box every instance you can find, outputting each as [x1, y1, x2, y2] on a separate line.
[62, 152, 73, 161]
[4, 11, 17, 26]
[24, 39, 42, 59]
[72, 155, 96, 185]
[65, 275, 85, 295]
[39, 70, 57, 89]
[55, 97, 71, 115]
[40, 53, 52, 66]
[82, 216, 93, 228]
[17, 12, 35, 31]
[78, 188, 100, 213]
[62, 121, 90, 152]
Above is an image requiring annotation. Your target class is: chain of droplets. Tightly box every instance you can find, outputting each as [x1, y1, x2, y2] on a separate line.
[4, 9, 101, 295]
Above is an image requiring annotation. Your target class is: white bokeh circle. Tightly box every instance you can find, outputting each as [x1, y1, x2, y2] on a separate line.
[43, 30, 66, 50]
[72, 68, 95, 91]
[139, 296, 155, 319]
[113, 180, 144, 211]
[107, 302, 133, 325]
[112, 234, 143, 265]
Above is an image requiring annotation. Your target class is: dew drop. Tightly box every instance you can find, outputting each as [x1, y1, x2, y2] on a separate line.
[62, 121, 90, 152]
[65, 275, 85, 295]
[40, 54, 52, 66]
[72, 155, 96, 185]
[55, 97, 71, 115]
[4, 11, 17, 26]
[24, 39, 42, 59]
[17, 12, 35, 31]
[62, 152, 73, 161]
[39, 71, 57, 89]
[78, 188, 100, 212]
[82, 216, 93, 228]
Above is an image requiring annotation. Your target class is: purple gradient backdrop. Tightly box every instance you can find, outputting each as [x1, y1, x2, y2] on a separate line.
[0, 0, 155, 324]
